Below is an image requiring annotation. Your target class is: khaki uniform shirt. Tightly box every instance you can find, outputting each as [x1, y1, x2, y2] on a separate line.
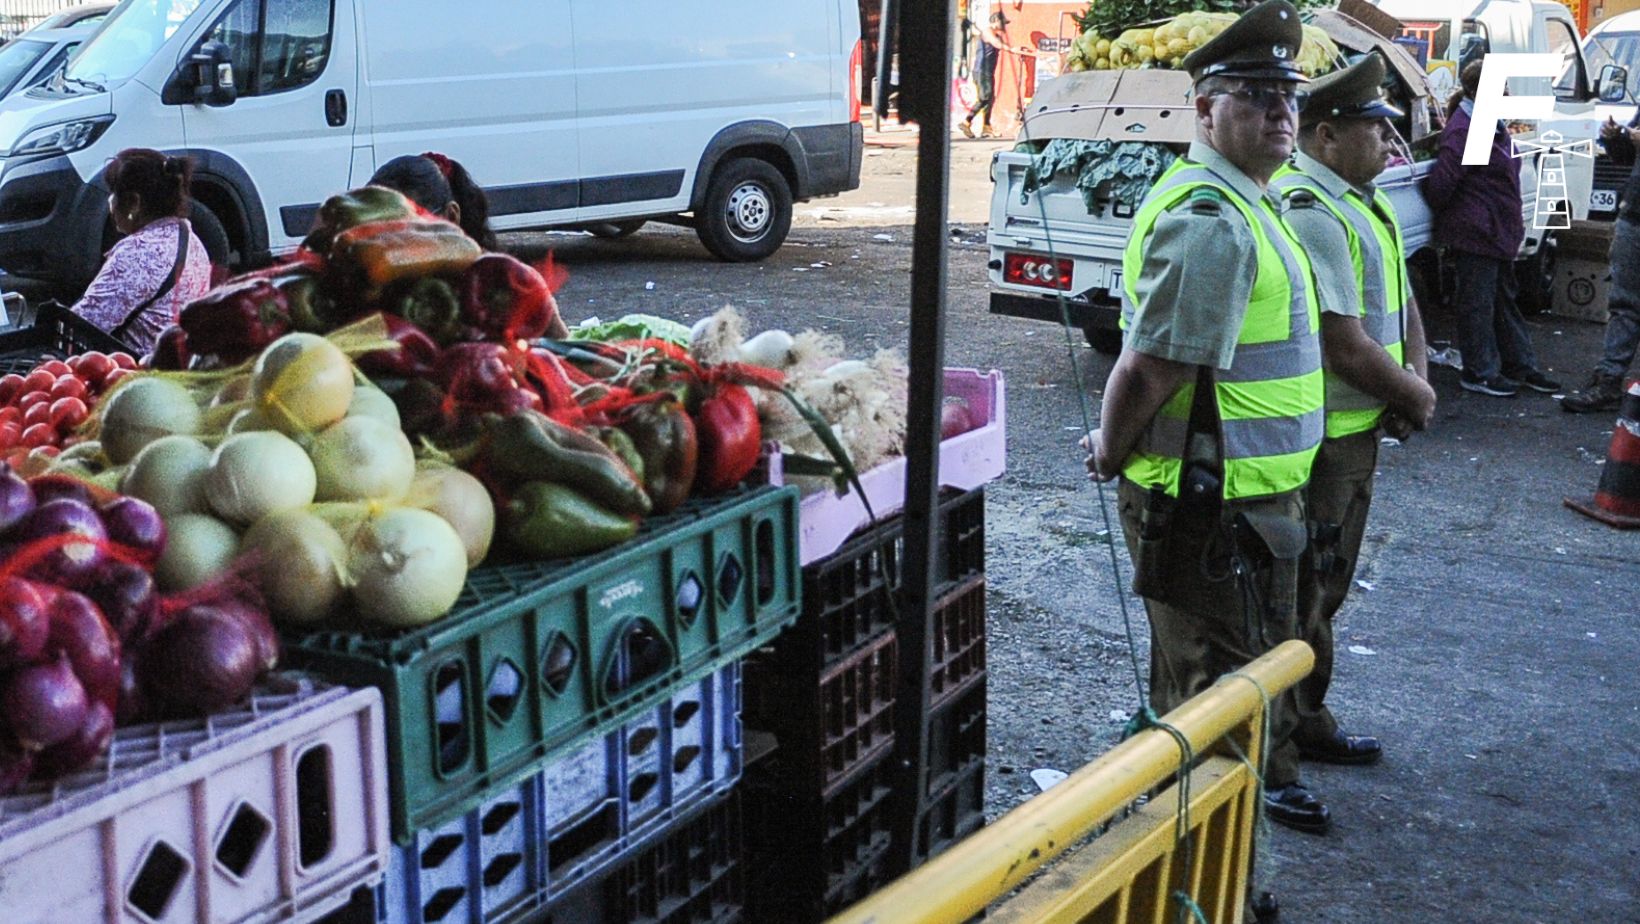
[1125, 141, 1273, 370]
[1281, 151, 1370, 319]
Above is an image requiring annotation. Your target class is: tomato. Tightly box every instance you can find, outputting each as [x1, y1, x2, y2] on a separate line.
[0, 374, 23, 406]
[75, 352, 115, 383]
[19, 423, 54, 448]
[48, 376, 87, 403]
[101, 367, 132, 390]
[21, 402, 51, 430]
[36, 360, 71, 378]
[21, 369, 55, 394]
[0, 423, 18, 450]
[49, 397, 88, 433]
[14, 390, 50, 414]
[111, 353, 138, 370]
[0, 406, 18, 426]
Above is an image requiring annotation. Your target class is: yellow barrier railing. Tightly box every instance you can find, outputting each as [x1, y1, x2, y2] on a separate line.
[827, 640, 1314, 924]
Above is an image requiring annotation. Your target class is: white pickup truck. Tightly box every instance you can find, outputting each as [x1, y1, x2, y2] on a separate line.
[988, 0, 1617, 347]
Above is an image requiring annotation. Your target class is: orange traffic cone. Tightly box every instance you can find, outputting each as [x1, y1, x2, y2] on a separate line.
[1566, 379, 1640, 528]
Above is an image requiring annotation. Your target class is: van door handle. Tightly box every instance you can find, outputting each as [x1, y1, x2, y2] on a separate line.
[325, 89, 347, 127]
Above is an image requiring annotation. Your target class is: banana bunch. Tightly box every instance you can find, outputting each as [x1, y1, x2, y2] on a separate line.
[1064, 12, 1341, 77]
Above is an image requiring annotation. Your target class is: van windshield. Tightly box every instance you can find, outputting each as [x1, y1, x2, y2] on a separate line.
[65, 0, 202, 87]
[0, 39, 53, 98]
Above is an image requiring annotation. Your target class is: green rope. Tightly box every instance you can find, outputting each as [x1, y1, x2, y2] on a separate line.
[1013, 96, 1206, 921]
[1223, 671, 1278, 895]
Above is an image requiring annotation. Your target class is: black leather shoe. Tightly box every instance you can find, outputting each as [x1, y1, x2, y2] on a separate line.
[1298, 730, 1382, 766]
[1263, 783, 1330, 835]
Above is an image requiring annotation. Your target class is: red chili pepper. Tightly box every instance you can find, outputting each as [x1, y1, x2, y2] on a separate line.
[178, 278, 291, 362]
[459, 253, 558, 341]
[355, 313, 442, 380]
[692, 383, 761, 494]
[437, 342, 521, 407]
[147, 325, 191, 371]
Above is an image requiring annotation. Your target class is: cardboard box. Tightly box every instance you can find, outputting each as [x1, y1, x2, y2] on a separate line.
[1552, 256, 1612, 323]
[1020, 69, 1194, 144]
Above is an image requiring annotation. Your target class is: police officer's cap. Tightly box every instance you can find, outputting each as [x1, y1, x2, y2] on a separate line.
[1182, 0, 1306, 84]
[1301, 52, 1404, 125]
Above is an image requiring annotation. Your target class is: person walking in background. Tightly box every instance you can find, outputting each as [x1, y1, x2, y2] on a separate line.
[958, 0, 1031, 139]
[1423, 60, 1561, 399]
[1275, 54, 1435, 769]
[73, 149, 212, 355]
[1085, 0, 1330, 836]
[1562, 113, 1640, 413]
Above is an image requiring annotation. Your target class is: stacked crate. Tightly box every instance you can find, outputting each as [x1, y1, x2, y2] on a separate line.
[741, 488, 988, 922]
[286, 486, 801, 924]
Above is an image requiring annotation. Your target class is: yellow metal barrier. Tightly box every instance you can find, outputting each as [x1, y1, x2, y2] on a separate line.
[827, 640, 1314, 924]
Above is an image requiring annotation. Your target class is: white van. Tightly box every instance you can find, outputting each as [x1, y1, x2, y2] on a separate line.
[0, 0, 863, 289]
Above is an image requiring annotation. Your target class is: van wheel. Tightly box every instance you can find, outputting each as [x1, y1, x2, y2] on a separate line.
[1083, 324, 1122, 355]
[696, 158, 792, 262]
[188, 201, 232, 269]
[589, 220, 646, 239]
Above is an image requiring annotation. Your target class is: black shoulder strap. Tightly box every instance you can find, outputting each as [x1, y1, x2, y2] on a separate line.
[1178, 364, 1225, 510]
[112, 222, 189, 343]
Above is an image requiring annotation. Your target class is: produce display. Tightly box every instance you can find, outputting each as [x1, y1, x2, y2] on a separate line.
[1067, 11, 1340, 75]
[0, 352, 136, 466]
[0, 183, 935, 656]
[0, 465, 279, 794]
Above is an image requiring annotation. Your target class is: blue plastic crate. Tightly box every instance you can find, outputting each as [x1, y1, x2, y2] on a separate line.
[383, 663, 742, 924]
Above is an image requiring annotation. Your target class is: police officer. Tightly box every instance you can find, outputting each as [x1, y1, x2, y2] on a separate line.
[1084, 0, 1329, 834]
[1273, 54, 1436, 767]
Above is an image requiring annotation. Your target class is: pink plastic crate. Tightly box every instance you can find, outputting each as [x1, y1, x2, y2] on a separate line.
[0, 675, 389, 924]
[770, 368, 1006, 565]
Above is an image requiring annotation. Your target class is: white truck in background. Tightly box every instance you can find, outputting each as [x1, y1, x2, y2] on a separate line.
[986, 11, 1438, 351]
[987, 0, 1619, 349]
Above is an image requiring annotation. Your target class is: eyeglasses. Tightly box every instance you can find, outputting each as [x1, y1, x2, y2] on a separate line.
[1209, 85, 1308, 112]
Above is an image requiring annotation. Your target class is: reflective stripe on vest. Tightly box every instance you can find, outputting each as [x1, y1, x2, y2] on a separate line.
[1274, 166, 1409, 437]
[1120, 159, 1324, 500]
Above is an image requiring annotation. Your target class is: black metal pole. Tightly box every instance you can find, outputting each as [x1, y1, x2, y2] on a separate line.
[885, 0, 955, 875]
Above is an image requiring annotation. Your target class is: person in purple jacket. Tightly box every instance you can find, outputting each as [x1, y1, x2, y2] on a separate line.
[1423, 61, 1562, 398]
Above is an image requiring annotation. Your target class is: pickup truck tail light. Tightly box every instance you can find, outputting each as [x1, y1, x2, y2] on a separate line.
[1003, 252, 1073, 290]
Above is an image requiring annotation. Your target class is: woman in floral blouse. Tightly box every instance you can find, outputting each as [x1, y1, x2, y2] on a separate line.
[71, 149, 212, 355]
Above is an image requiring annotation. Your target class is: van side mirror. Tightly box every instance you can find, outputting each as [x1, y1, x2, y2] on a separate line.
[1599, 64, 1630, 103]
[187, 40, 236, 106]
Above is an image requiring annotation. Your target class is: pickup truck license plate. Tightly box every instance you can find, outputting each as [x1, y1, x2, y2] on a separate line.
[1591, 189, 1618, 212]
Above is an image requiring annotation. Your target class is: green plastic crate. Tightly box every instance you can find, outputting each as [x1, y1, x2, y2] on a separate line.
[281, 486, 800, 844]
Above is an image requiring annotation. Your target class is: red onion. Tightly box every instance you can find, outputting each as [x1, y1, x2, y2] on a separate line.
[941, 401, 974, 439]
[46, 591, 121, 710]
[137, 609, 259, 718]
[34, 699, 113, 777]
[0, 577, 51, 670]
[99, 497, 167, 566]
[3, 655, 89, 750]
[115, 657, 147, 726]
[220, 596, 280, 674]
[90, 562, 160, 644]
[0, 741, 33, 796]
[0, 467, 34, 536]
[26, 474, 96, 508]
[14, 498, 107, 583]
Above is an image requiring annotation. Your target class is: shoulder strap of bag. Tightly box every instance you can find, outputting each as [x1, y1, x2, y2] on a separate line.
[112, 222, 189, 343]
[1178, 364, 1224, 511]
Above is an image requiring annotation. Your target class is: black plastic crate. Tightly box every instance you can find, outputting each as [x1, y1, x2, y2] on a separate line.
[744, 750, 898, 923]
[538, 792, 743, 924]
[923, 676, 987, 797]
[913, 753, 985, 864]
[927, 576, 986, 711]
[0, 302, 127, 363]
[743, 627, 897, 799]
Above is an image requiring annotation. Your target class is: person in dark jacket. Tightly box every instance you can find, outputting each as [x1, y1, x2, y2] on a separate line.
[1562, 114, 1640, 412]
[1423, 61, 1561, 398]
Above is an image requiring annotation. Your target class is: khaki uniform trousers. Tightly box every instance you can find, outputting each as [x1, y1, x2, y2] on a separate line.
[1295, 428, 1379, 745]
[1117, 478, 1306, 788]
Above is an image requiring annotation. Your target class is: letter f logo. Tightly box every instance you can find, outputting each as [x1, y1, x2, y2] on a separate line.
[1464, 54, 1561, 165]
